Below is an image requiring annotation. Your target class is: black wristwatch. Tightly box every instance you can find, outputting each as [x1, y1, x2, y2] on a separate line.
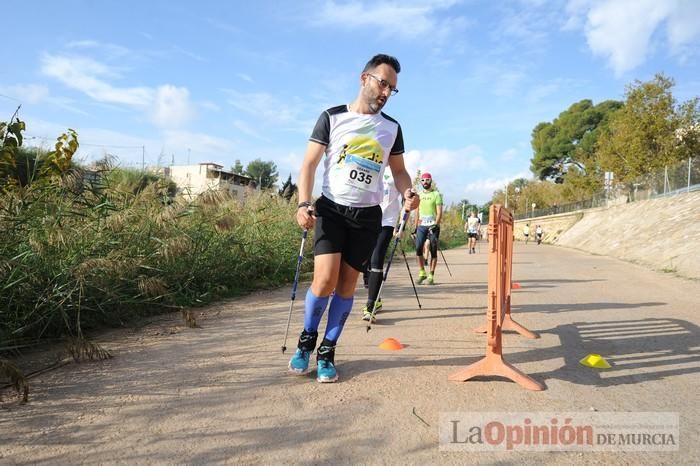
[297, 201, 313, 209]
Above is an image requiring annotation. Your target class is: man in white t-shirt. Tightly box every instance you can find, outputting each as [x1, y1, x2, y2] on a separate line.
[289, 54, 419, 383]
[361, 173, 403, 322]
[535, 225, 543, 245]
[464, 211, 480, 254]
[523, 223, 530, 244]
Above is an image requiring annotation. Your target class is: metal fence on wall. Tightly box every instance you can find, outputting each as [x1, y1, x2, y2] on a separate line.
[515, 156, 698, 221]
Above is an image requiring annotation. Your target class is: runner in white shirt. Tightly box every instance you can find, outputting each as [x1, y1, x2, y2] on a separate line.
[289, 54, 419, 383]
[361, 173, 402, 322]
[464, 211, 481, 254]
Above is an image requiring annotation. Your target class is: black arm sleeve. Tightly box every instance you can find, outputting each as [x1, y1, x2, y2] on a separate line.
[309, 111, 330, 145]
[390, 123, 404, 155]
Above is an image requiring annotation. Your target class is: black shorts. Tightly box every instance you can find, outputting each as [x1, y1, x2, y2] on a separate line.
[416, 225, 439, 257]
[313, 195, 382, 271]
[468, 232, 478, 239]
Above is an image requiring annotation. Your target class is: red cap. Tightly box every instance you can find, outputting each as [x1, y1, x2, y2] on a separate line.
[420, 172, 432, 180]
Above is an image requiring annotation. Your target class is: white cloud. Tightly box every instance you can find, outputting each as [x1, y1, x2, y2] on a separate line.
[41, 54, 152, 106]
[1, 84, 49, 104]
[22, 117, 159, 164]
[566, 0, 700, 75]
[200, 101, 221, 112]
[224, 90, 299, 124]
[162, 130, 238, 163]
[237, 73, 253, 83]
[0, 83, 90, 115]
[462, 63, 527, 97]
[151, 85, 192, 128]
[464, 171, 530, 204]
[223, 89, 314, 134]
[206, 18, 241, 34]
[41, 53, 194, 129]
[232, 119, 266, 140]
[66, 40, 130, 58]
[404, 146, 485, 176]
[21, 117, 243, 171]
[500, 148, 518, 161]
[666, 1, 700, 61]
[308, 0, 466, 41]
[403, 146, 487, 203]
[172, 46, 207, 63]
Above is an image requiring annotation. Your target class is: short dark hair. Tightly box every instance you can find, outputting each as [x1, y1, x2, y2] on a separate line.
[363, 54, 401, 74]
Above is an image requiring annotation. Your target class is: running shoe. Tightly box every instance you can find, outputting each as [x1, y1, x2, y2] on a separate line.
[316, 343, 338, 383]
[288, 348, 311, 374]
[317, 359, 338, 383]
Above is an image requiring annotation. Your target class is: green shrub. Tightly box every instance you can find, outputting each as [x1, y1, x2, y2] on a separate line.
[0, 165, 309, 348]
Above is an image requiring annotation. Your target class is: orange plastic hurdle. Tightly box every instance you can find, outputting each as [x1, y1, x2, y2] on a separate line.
[449, 205, 544, 391]
[472, 214, 539, 339]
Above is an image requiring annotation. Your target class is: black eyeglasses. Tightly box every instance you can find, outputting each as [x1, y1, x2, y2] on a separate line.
[367, 74, 399, 96]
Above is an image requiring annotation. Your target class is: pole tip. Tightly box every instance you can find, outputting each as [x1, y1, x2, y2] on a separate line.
[366, 326, 371, 332]
[281, 346, 287, 353]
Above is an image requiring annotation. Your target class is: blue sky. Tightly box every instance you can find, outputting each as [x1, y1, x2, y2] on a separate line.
[2, 0, 699, 204]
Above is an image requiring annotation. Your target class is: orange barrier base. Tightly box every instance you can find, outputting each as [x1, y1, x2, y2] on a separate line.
[473, 314, 540, 339]
[448, 352, 545, 391]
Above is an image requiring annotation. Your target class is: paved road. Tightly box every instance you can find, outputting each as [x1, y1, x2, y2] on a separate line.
[2, 242, 699, 464]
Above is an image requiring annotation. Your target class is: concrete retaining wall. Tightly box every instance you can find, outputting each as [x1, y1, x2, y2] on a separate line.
[513, 191, 700, 280]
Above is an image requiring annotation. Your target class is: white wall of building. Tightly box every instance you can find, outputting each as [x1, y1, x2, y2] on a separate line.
[166, 163, 256, 199]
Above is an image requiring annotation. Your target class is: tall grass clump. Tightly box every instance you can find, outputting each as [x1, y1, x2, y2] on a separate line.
[1, 121, 309, 349]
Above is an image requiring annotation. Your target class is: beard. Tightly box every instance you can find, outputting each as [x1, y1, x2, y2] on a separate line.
[364, 88, 386, 114]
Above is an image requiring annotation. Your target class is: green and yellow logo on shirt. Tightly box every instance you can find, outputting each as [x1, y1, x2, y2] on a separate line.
[338, 134, 384, 165]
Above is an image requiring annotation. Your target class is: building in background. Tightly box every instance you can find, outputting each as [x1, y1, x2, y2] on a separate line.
[164, 163, 257, 199]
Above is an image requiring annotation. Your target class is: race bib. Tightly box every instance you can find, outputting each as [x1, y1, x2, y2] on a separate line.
[343, 154, 380, 192]
[421, 215, 436, 226]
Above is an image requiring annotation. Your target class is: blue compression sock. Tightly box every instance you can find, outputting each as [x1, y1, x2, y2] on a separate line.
[324, 294, 354, 342]
[303, 290, 330, 332]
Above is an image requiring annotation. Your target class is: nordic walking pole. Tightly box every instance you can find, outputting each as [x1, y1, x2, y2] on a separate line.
[400, 244, 422, 309]
[438, 245, 453, 277]
[281, 229, 308, 353]
[367, 207, 412, 332]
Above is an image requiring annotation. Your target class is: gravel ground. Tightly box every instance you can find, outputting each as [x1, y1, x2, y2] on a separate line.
[2, 242, 699, 465]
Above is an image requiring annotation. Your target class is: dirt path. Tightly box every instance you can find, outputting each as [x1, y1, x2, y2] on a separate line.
[2, 243, 699, 465]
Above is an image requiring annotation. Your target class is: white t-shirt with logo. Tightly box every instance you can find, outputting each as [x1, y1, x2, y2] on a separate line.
[380, 173, 402, 227]
[310, 105, 404, 207]
[467, 216, 480, 233]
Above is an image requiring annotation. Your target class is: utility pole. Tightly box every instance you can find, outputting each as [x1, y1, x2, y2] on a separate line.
[142, 145, 145, 170]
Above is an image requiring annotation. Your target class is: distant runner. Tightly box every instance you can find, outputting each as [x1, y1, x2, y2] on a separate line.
[464, 211, 481, 254]
[523, 223, 530, 244]
[535, 224, 543, 245]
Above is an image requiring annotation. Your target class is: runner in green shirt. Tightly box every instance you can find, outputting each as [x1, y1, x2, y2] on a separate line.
[414, 172, 443, 284]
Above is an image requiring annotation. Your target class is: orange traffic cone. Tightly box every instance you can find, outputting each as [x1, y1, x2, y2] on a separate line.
[379, 338, 404, 350]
